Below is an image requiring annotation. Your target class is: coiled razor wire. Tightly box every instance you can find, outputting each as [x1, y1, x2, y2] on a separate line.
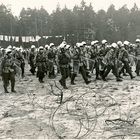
[2, 77, 140, 139]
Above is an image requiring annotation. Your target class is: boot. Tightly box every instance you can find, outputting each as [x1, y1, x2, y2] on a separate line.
[135, 70, 139, 76]
[39, 79, 44, 83]
[130, 74, 135, 79]
[71, 74, 76, 85]
[11, 84, 16, 93]
[85, 80, 91, 85]
[96, 76, 101, 80]
[102, 75, 107, 81]
[116, 77, 123, 82]
[63, 86, 68, 89]
[4, 86, 9, 93]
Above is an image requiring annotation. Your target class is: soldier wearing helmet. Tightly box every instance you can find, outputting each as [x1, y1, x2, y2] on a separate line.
[70, 42, 91, 85]
[35, 46, 47, 83]
[58, 43, 70, 89]
[28, 45, 36, 75]
[118, 41, 135, 79]
[13, 47, 25, 78]
[0, 48, 17, 93]
[135, 39, 140, 76]
[47, 43, 56, 79]
[101, 43, 122, 81]
[98, 39, 109, 77]
[90, 40, 101, 80]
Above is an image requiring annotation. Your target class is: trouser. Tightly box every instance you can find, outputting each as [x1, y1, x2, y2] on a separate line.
[99, 59, 107, 77]
[48, 62, 55, 78]
[95, 61, 100, 78]
[30, 63, 36, 75]
[60, 67, 69, 87]
[136, 60, 140, 76]
[119, 61, 133, 78]
[71, 65, 89, 84]
[2, 72, 15, 92]
[102, 64, 119, 79]
[49, 67, 55, 78]
[37, 71, 45, 82]
[21, 62, 25, 77]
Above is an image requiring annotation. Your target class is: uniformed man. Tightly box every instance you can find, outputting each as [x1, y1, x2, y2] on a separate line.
[118, 41, 135, 79]
[135, 39, 140, 76]
[101, 43, 122, 81]
[70, 43, 91, 85]
[0, 48, 17, 93]
[58, 43, 70, 89]
[47, 43, 56, 79]
[35, 46, 47, 83]
[14, 48, 25, 78]
[28, 45, 36, 75]
[90, 40, 101, 80]
[98, 40, 109, 77]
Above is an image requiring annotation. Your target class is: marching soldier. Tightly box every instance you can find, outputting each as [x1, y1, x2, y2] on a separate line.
[28, 45, 36, 75]
[135, 39, 140, 76]
[98, 40, 109, 77]
[70, 43, 91, 85]
[58, 43, 70, 89]
[101, 43, 122, 81]
[90, 40, 101, 80]
[118, 41, 135, 79]
[47, 43, 56, 79]
[14, 48, 25, 78]
[0, 48, 17, 93]
[35, 46, 47, 83]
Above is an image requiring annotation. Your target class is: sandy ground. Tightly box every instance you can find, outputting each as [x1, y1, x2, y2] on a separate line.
[0, 63, 140, 139]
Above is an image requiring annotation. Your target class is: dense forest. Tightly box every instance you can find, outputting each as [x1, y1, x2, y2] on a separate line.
[0, 0, 140, 46]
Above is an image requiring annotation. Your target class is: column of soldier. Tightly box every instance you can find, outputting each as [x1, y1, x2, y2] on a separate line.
[0, 38, 140, 93]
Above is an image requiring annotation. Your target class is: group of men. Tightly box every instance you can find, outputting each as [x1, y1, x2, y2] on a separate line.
[0, 38, 140, 92]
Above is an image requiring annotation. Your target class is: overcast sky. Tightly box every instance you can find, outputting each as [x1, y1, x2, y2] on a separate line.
[0, 0, 140, 16]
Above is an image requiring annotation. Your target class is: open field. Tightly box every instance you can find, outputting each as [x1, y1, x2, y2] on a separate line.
[0, 63, 140, 139]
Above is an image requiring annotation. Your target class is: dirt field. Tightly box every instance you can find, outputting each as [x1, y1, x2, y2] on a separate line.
[0, 63, 140, 139]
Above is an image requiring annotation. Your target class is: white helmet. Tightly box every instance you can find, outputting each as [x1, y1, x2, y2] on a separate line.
[123, 41, 130, 46]
[59, 43, 66, 49]
[31, 45, 36, 49]
[76, 43, 82, 47]
[7, 45, 12, 50]
[5, 48, 12, 54]
[81, 41, 86, 45]
[45, 44, 49, 49]
[136, 39, 140, 43]
[50, 43, 54, 47]
[91, 41, 95, 46]
[76, 43, 80, 47]
[102, 40, 107, 44]
[39, 46, 44, 50]
[16, 47, 20, 51]
[117, 41, 123, 46]
[66, 45, 70, 49]
[111, 43, 118, 48]
[95, 40, 99, 44]
[13, 46, 16, 50]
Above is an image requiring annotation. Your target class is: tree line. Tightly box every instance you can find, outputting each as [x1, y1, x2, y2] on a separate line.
[0, 0, 140, 46]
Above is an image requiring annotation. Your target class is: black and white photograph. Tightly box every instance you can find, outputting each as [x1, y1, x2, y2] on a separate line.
[0, 0, 140, 139]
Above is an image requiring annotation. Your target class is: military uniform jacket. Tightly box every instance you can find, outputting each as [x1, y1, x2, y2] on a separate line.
[58, 52, 70, 68]
[35, 52, 47, 72]
[0, 56, 16, 74]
